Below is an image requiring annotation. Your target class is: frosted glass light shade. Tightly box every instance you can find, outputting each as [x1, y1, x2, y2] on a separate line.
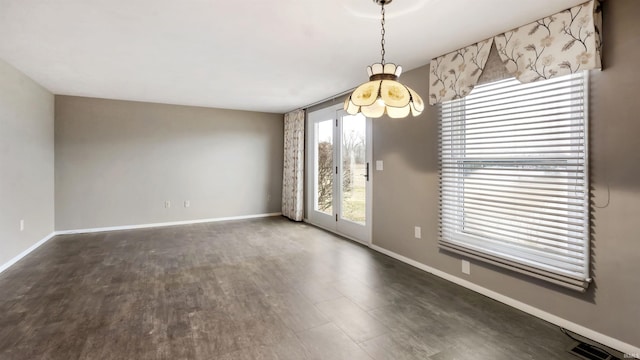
[344, 63, 424, 118]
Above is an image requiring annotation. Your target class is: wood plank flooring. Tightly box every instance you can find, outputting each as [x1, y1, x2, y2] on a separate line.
[0, 217, 578, 359]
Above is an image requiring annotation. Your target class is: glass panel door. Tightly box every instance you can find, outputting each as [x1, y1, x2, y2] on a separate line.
[306, 105, 371, 245]
[307, 106, 339, 231]
[336, 111, 370, 242]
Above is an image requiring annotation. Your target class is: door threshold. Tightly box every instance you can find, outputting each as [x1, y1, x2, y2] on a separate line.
[303, 219, 370, 247]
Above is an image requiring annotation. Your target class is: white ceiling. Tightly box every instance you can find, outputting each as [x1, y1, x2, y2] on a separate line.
[0, 0, 586, 113]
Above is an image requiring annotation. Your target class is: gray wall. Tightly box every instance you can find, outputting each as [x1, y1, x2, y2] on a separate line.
[55, 96, 283, 230]
[371, 0, 639, 347]
[0, 59, 55, 266]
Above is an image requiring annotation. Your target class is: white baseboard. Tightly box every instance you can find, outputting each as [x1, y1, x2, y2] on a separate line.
[55, 212, 282, 235]
[370, 244, 640, 358]
[0, 232, 56, 275]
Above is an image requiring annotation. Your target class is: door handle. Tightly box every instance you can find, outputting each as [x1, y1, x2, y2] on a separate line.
[364, 162, 370, 181]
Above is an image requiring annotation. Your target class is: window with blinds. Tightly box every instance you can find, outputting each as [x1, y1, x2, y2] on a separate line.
[439, 72, 590, 292]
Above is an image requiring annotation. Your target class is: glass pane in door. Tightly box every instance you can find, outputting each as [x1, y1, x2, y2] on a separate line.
[341, 114, 367, 224]
[315, 119, 334, 215]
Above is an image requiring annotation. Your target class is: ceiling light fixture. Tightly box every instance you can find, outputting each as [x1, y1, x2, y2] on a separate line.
[344, 0, 424, 119]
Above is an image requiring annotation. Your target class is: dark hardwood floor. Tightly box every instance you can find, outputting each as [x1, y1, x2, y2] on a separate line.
[0, 217, 577, 359]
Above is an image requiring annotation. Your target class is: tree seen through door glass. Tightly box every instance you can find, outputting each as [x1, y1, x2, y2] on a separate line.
[316, 119, 333, 215]
[341, 114, 366, 224]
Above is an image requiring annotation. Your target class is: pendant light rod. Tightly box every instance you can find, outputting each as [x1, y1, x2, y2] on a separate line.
[380, 2, 386, 65]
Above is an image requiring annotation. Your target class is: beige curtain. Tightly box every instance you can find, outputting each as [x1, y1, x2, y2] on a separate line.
[282, 109, 305, 221]
[429, 0, 602, 105]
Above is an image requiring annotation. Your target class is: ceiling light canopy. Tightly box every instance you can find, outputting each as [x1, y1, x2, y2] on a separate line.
[344, 0, 424, 119]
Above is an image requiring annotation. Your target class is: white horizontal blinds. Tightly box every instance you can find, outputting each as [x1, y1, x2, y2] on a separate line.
[439, 72, 590, 291]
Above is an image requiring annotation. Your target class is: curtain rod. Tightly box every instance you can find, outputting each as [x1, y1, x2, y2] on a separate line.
[290, 87, 355, 114]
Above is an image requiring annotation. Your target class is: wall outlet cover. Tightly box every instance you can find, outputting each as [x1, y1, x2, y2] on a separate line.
[462, 260, 471, 275]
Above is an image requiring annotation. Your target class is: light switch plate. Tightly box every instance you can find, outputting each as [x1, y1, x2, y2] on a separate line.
[376, 160, 384, 171]
[414, 226, 421, 239]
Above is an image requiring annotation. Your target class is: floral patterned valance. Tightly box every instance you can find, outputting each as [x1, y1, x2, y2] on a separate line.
[495, 0, 601, 83]
[429, 0, 602, 105]
[429, 38, 493, 105]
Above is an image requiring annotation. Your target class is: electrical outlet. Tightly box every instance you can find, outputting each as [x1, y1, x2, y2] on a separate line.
[414, 226, 421, 239]
[20, 219, 24, 231]
[184, 200, 190, 208]
[165, 201, 171, 208]
[462, 260, 471, 275]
